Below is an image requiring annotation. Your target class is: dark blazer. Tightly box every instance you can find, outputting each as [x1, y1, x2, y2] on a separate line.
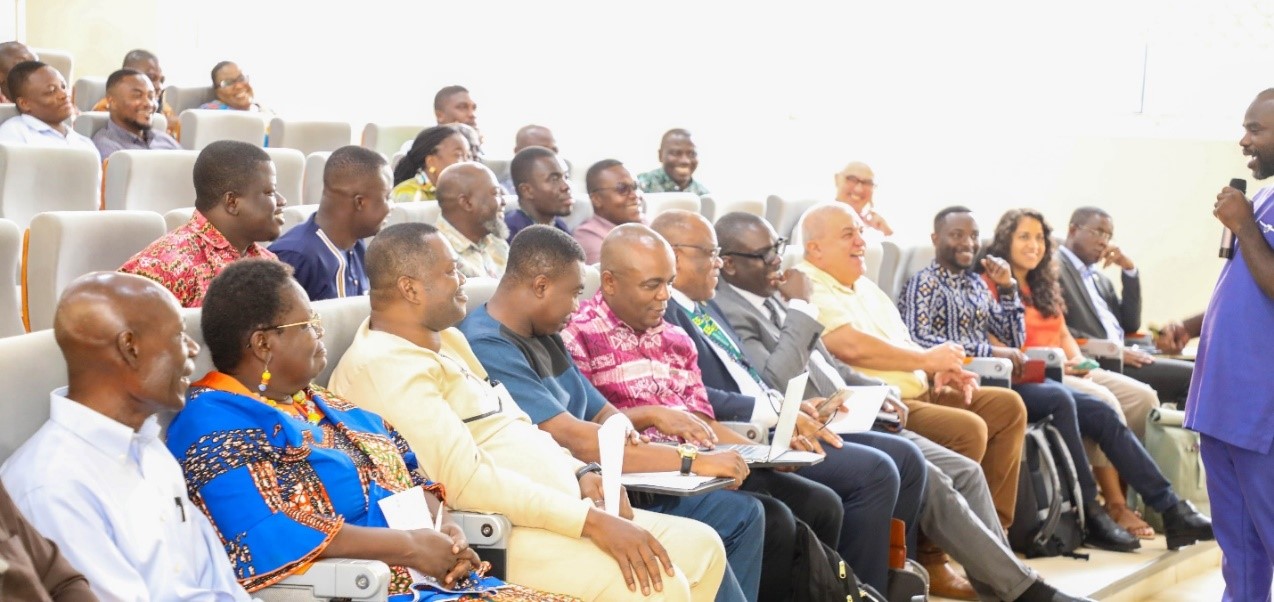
[1056, 248, 1141, 340]
[712, 283, 886, 399]
[665, 300, 764, 422]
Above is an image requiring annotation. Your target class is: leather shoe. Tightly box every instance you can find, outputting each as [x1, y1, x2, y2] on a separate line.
[925, 561, 976, 600]
[1083, 507, 1140, 552]
[1161, 500, 1214, 550]
[1014, 579, 1096, 602]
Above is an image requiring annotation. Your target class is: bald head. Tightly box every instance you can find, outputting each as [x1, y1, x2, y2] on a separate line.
[835, 161, 876, 206]
[0, 42, 36, 100]
[55, 272, 175, 355]
[599, 224, 676, 331]
[514, 125, 557, 154]
[802, 202, 857, 244]
[435, 161, 507, 240]
[600, 223, 671, 274]
[714, 211, 768, 250]
[652, 210, 720, 302]
[650, 209, 711, 243]
[436, 162, 494, 206]
[801, 202, 868, 285]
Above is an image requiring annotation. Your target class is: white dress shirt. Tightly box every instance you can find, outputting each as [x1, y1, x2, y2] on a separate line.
[0, 390, 251, 602]
[1059, 245, 1131, 341]
[727, 284, 849, 391]
[0, 114, 96, 151]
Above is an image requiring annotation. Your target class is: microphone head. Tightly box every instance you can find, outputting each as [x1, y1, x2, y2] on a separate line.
[1231, 178, 1247, 193]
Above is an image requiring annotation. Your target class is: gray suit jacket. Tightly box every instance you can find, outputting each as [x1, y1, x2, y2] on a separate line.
[713, 282, 885, 399]
[1056, 249, 1141, 341]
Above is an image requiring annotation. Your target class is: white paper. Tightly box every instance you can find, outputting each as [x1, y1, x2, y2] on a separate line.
[377, 486, 437, 583]
[825, 386, 892, 434]
[597, 413, 631, 516]
[621, 471, 717, 490]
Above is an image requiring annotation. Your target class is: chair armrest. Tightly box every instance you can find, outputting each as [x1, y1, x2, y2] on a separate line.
[721, 421, 768, 444]
[451, 511, 512, 580]
[1078, 338, 1124, 372]
[965, 357, 1012, 388]
[1025, 347, 1065, 382]
[258, 558, 390, 602]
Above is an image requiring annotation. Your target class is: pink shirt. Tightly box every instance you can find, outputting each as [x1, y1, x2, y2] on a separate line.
[562, 291, 716, 443]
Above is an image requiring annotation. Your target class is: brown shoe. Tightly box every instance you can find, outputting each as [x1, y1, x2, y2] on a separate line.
[926, 561, 977, 600]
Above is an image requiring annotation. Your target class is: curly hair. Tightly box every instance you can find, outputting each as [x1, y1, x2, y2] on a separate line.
[201, 259, 296, 371]
[976, 209, 1066, 318]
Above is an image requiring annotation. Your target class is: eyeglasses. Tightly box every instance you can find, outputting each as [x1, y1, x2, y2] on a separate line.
[840, 175, 876, 189]
[588, 182, 641, 197]
[269, 311, 324, 338]
[1080, 226, 1113, 242]
[217, 74, 250, 89]
[722, 238, 788, 264]
[670, 244, 722, 259]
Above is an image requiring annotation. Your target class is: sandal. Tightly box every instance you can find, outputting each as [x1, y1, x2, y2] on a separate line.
[1107, 503, 1156, 540]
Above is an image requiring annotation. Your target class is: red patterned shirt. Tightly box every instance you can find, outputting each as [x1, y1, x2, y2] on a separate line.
[561, 291, 715, 443]
[119, 210, 277, 308]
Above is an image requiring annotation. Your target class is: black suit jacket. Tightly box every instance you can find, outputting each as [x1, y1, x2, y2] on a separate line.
[1057, 249, 1141, 340]
[665, 300, 763, 422]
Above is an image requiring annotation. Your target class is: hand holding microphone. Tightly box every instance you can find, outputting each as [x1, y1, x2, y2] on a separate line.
[1218, 178, 1252, 259]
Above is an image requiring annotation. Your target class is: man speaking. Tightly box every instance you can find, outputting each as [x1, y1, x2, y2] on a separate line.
[1186, 87, 1274, 601]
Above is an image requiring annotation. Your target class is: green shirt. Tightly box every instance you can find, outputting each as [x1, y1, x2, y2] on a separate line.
[636, 167, 710, 195]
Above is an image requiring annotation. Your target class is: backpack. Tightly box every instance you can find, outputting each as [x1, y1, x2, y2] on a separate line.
[1008, 418, 1089, 559]
[791, 518, 883, 602]
[1128, 406, 1210, 532]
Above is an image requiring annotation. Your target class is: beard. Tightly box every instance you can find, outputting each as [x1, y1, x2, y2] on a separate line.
[1254, 149, 1274, 180]
[484, 213, 510, 240]
[123, 117, 153, 132]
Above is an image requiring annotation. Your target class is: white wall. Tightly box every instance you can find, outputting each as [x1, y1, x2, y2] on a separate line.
[23, 0, 1274, 322]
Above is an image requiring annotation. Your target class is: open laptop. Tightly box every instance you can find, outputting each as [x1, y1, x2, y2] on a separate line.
[715, 372, 825, 468]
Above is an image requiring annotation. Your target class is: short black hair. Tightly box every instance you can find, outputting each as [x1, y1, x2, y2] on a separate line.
[660, 128, 693, 146]
[433, 85, 469, 112]
[105, 68, 146, 91]
[209, 60, 234, 87]
[201, 258, 296, 372]
[392, 124, 463, 186]
[714, 211, 768, 251]
[933, 205, 974, 232]
[1068, 206, 1110, 227]
[193, 140, 273, 212]
[585, 159, 624, 194]
[504, 225, 585, 283]
[324, 145, 387, 189]
[6, 60, 48, 103]
[122, 49, 157, 68]
[366, 223, 439, 291]
[510, 146, 557, 193]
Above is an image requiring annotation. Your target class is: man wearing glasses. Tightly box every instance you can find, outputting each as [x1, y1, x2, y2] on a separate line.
[834, 161, 893, 237]
[1058, 207, 1195, 409]
[574, 160, 647, 264]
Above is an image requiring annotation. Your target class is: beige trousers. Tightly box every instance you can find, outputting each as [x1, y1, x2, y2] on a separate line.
[1064, 368, 1160, 467]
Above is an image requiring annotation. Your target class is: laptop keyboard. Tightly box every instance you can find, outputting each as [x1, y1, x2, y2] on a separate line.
[716, 443, 773, 463]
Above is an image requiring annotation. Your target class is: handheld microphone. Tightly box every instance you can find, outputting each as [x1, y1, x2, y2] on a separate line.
[1220, 178, 1247, 259]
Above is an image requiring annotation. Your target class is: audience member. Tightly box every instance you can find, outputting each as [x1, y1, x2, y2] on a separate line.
[0, 272, 251, 600]
[460, 226, 767, 601]
[435, 161, 510, 278]
[391, 124, 472, 203]
[91, 68, 179, 159]
[899, 206, 1214, 552]
[0, 479, 97, 601]
[704, 210, 1089, 602]
[199, 61, 266, 112]
[120, 140, 283, 307]
[574, 159, 647, 264]
[0, 61, 94, 150]
[636, 129, 709, 194]
[834, 161, 893, 236]
[499, 124, 558, 193]
[0, 41, 36, 102]
[434, 84, 481, 156]
[330, 223, 730, 601]
[506, 146, 574, 240]
[1058, 206, 1195, 408]
[90, 49, 179, 138]
[270, 145, 390, 300]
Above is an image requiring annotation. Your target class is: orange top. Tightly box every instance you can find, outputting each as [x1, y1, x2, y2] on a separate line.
[981, 274, 1063, 348]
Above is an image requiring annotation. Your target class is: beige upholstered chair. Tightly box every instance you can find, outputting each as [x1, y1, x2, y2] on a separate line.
[180, 109, 267, 150]
[0, 144, 100, 227]
[0, 219, 24, 338]
[268, 118, 352, 155]
[103, 149, 198, 213]
[265, 147, 305, 208]
[302, 151, 331, 205]
[360, 123, 425, 159]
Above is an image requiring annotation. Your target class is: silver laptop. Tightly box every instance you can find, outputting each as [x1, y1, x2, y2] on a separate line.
[717, 372, 825, 468]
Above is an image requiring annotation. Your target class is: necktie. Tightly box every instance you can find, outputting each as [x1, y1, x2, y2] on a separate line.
[1081, 265, 1125, 340]
[689, 304, 767, 388]
[762, 297, 784, 329]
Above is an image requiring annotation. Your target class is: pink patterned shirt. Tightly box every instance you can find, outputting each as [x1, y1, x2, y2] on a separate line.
[561, 291, 715, 443]
[119, 210, 277, 308]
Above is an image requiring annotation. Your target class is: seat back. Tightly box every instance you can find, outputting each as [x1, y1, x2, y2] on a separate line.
[180, 109, 267, 150]
[462, 277, 499, 315]
[72, 111, 169, 140]
[311, 296, 372, 387]
[383, 201, 440, 228]
[766, 195, 821, 240]
[164, 85, 216, 114]
[103, 149, 199, 212]
[0, 144, 101, 227]
[0, 219, 23, 338]
[708, 198, 765, 222]
[71, 76, 106, 112]
[643, 192, 701, 220]
[265, 148, 305, 208]
[302, 152, 331, 205]
[268, 118, 352, 155]
[361, 123, 425, 159]
[164, 207, 196, 231]
[890, 244, 936, 302]
[31, 48, 73, 81]
[23, 211, 166, 332]
[0, 104, 15, 123]
[480, 158, 510, 182]
[280, 204, 320, 234]
[0, 329, 65, 461]
[583, 264, 601, 298]
[874, 240, 904, 299]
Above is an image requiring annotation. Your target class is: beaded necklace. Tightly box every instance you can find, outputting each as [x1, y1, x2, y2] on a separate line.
[261, 389, 323, 425]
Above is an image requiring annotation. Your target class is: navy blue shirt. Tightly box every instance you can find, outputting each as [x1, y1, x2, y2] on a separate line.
[269, 214, 367, 301]
[459, 304, 605, 424]
[505, 209, 571, 242]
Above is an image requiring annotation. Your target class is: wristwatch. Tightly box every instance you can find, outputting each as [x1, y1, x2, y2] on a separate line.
[677, 443, 699, 475]
[574, 462, 602, 480]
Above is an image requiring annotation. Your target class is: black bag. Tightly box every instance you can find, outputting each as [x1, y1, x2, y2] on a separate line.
[1008, 418, 1088, 559]
[791, 518, 882, 602]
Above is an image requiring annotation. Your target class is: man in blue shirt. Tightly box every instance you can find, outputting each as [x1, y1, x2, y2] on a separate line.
[91, 68, 180, 160]
[270, 145, 391, 300]
[900, 206, 1213, 554]
[505, 146, 573, 241]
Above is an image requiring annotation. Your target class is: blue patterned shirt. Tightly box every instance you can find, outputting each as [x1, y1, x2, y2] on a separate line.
[898, 261, 1025, 357]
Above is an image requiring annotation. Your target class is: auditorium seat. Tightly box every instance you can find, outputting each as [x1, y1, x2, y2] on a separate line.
[302, 152, 330, 205]
[0, 219, 23, 338]
[462, 277, 499, 314]
[361, 123, 425, 159]
[0, 144, 100, 228]
[23, 211, 166, 332]
[702, 197, 764, 222]
[30, 48, 72, 81]
[280, 204, 320, 234]
[875, 240, 905, 301]
[180, 109, 267, 150]
[103, 149, 198, 213]
[889, 243, 935, 302]
[163, 207, 195, 231]
[268, 118, 353, 156]
[265, 148, 305, 208]
[71, 76, 106, 112]
[643, 192, 700, 220]
[383, 201, 440, 228]
[72, 111, 169, 140]
[0, 104, 16, 123]
[765, 195, 820, 240]
[164, 85, 216, 114]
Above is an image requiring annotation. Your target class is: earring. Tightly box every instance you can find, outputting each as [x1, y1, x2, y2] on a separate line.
[258, 358, 272, 393]
[428, 166, 437, 175]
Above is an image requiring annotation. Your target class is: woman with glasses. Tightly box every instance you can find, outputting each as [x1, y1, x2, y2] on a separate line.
[165, 259, 573, 601]
[199, 61, 267, 113]
[392, 124, 475, 203]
